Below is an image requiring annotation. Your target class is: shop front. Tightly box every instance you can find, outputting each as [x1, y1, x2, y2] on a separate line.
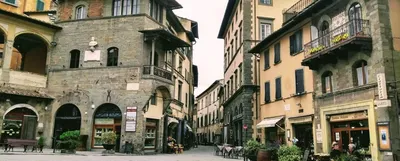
[256, 116, 286, 145]
[92, 103, 122, 151]
[317, 100, 378, 161]
[289, 115, 314, 151]
[144, 119, 159, 152]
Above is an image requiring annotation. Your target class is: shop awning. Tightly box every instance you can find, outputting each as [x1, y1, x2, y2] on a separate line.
[186, 124, 193, 132]
[168, 117, 179, 125]
[256, 116, 284, 129]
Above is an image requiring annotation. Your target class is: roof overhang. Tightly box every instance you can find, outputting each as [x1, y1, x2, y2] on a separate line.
[156, 0, 183, 10]
[217, 0, 236, 39]
[0, 8, 62, 30]
[139, 28, 190, 50]
[249, 0, 331, 53]
[0, 86, 53, 100]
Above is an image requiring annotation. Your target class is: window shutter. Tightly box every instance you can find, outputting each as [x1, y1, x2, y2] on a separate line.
[297, 30, 303, 52]
[151, 94, 156, 105]
[275, 78, 281, 99]
[274, 43, 280, 63]
[290, 35, 295, 54]
[264, 82, 270, 103]
[264, 50, 269, 69]
[37, 0, 44, 11]
[295, 69, 305, 94]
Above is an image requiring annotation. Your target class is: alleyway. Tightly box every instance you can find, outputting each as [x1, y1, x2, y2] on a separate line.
[0, 146, 235, 161]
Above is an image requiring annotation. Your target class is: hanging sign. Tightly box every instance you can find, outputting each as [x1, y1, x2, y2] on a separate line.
[377, 73, 388, 100]
[125, 107, 137, 132]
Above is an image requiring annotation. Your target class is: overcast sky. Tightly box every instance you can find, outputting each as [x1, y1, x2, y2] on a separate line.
[174, 0, 227, 96]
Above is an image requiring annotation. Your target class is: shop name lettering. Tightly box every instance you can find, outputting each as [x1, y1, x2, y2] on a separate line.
[331, 113, 366, 120]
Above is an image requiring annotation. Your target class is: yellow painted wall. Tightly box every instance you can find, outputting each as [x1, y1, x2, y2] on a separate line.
[0, 0, 52, 14]
[144, 90, 164, 120]
[258, 22, 314, 143]
[389, 0, 400, 51]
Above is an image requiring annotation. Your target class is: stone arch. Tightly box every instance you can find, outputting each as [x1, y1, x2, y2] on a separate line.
[317, 14, 332, 31]
[155, 86, 172, 113]
[53, 104, 82, 141]
[14, 31, 50, 48]
[92, 103, 122, 149]
[345, 0, 367, 19]
[3, 104, 39, 121]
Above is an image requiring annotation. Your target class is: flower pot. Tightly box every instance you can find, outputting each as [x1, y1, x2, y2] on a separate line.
[257, 149, 272, 161]
[102, 144, 116, 150]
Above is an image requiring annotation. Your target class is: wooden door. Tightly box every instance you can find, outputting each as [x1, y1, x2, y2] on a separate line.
[332, 129, 350, 151]
[22, 115, 37, 140]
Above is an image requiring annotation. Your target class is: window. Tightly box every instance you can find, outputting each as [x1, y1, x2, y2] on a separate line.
[235, 31, 238, 51]
[36, 0, 44, 11]
[275, 77, 282, 100]
[4, 0, 16, 5]
[149, 0, 163, 22]
[295, 69, 305, 94]
[75, 5, 86, 19]
[239, 27, 242, 45]
[114, 0, 140, 16]
[260, 23, 272, 40]
[69, 50, 80, 68]
[185, 93, 188, 107]
[263, 50, 270, 70]
[178, 59, 183, 73]
[107, 47, 119, 66]
[274, 43, 281, 64]
[149, 52, 159, 66]
[311, 26, 319, 47]
[234, 71, 238, 91]
[178, 81, 182, 101]
[354, 60, 368, 86]
[264, 82, 270, 103]
[290, 30, 303, 55]
[239, 64, 243, 85]
[322, 71, 333, 93]
[260, 0, 272, 5]
[349, 3, 363, 35]
[150, 93, 156, 105]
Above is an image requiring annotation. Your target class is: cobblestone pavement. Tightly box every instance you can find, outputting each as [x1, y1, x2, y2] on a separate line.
[0, 146, 241, 161]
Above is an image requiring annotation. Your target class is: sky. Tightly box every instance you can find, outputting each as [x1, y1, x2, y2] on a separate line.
[174, 0, 227, 96]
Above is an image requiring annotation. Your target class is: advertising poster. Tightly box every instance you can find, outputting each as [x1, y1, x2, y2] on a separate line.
[377, 122, 391, 151]
[126, 107, 137, 132]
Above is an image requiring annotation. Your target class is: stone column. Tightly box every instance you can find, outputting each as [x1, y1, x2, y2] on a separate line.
[2, 40, 13, 70]
[151, 39, 155, 75]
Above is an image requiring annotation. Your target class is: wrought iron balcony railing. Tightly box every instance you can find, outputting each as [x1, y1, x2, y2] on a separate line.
[303, 19, 371, 60]
[143, 65, 173, 81]
[283, 0, 317, 22]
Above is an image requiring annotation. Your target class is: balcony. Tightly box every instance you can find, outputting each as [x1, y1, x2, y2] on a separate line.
[302, 19, 372, 70]
[283, 0, 317, 23]
[142, 65, 173, 81]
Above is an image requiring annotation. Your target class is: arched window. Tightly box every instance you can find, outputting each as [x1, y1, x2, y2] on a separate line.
[349, 3, 363, 35]
[311, 26, 319, 47]
[321, 71, 333, 93]
[75, 5, 86, 20]
[320, 21, 330, 47]
[353, 60, 368, 86]
[107, 47, 119, 66]
[70, 50, 80, 68]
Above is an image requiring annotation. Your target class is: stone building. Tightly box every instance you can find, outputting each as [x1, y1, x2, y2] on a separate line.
[0, 0, 60, 147]
[0, 0, 199, 154]
[217, 0, 300, 146]
[252, 0, 400, 160]
[196, 79, 223, 145]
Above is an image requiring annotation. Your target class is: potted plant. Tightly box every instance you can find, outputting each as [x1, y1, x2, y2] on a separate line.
[59, 130, 81, 153]
[101, 131, 117, 150]
[335, 154, 359, 161]
[37, 136, 45, 153]
[244, 139, 261, 161]
[258, 141, 280, 161]
[277, 145, 302, 161]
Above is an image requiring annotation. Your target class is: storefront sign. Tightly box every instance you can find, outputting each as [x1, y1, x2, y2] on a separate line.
[316, 129, 322, 143]
[377, 122, 391, 151]
[95, 118, 114, 125]
[375, 100, 391, 108]
[289, 115, 313, 124]
[377, 73, 388, 100]
[126, 107, 137, 132]
[330, 112, 368, 122]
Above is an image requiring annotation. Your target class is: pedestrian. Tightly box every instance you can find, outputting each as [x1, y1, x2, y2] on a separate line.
[348, 144, 361, 161]
[330, 142, 342, 160]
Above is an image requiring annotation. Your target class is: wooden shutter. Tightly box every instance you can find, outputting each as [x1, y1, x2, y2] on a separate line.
[37, 0, 44, 11]
[22, 115, 37, 140]
[70, 50, 80, 68]
[295, 69, 305, 94]
[264, 50, 269, 69]
[274, 43, 281, 64]
[275, 78, 281, 99]
[264, 82, 270, 103]
[297, 30, 303, 52]
[290, 35, 295, 54]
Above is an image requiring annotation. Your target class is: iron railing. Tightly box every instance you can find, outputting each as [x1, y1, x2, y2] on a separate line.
[284, 0, 316, 19]
[304, 19, 371, 59]
[142, 65, 173, 81]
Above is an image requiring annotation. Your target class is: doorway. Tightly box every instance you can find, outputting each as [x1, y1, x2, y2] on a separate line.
[331, 120, 369, 152]
[1, 107, 37, 143]
[92, 103, 122, 149]
[293, 123, 313, 150]
[53, 104, 81, 142]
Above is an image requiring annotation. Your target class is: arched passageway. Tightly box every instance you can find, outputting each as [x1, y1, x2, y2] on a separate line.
[53, 104, 81, 140]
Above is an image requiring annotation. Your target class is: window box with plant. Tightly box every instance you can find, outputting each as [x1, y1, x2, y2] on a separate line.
[307, 45, 325, 55]
[332, 33, 349, 44]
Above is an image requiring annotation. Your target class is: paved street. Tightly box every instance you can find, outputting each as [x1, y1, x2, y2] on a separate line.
[0, 146, 237, 161]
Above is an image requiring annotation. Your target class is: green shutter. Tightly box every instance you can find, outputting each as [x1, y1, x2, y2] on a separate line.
[5, 0, 16, 4]
[37, 0, 45, 11]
